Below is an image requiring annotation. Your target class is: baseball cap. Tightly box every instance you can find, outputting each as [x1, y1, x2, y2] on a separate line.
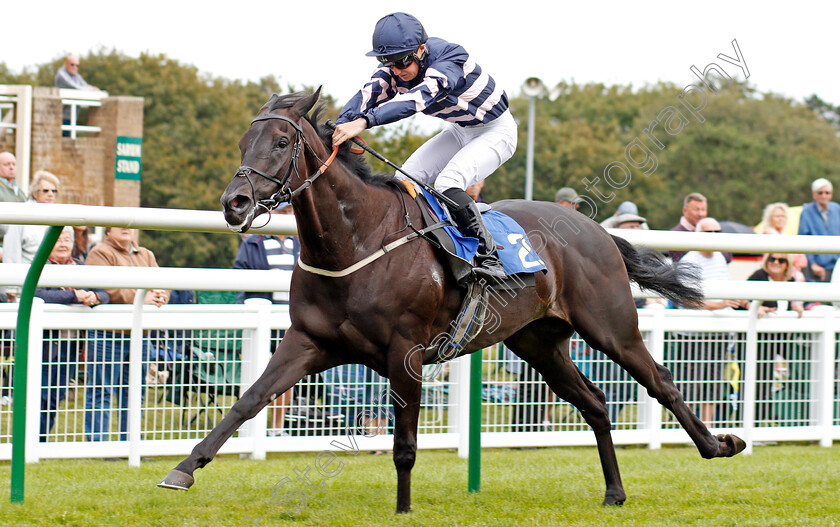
[554, 187, 580, 203]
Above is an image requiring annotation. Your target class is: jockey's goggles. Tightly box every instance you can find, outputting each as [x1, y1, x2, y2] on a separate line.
[378, 51, 417, 70]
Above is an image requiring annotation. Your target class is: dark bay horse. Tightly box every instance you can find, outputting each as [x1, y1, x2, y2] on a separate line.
[159, 89, 745, 513]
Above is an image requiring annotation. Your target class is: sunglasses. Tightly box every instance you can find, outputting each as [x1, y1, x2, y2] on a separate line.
[39, 188, 58, 194]
[68, 63, 80, 67]
[703, 229, 721, 233]
[767, 256, 788, 264]
[378, 52, 417, 70]
[816, 190, 832, 195]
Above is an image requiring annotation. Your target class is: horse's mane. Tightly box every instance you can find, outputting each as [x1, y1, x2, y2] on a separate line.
[262, 92, 396, 187]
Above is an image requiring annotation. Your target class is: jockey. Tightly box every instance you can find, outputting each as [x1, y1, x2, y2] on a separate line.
[332, 12, 518, 281]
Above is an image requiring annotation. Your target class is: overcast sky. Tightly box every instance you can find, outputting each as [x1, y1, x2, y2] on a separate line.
[5, 1, 835, 118]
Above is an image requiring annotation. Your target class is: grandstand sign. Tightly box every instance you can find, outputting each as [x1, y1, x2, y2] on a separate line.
[115, 136, 143, 180]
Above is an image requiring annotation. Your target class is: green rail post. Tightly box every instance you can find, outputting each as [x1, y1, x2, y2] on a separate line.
[468, 348, 482, 493]
[11, 225, 62, 503]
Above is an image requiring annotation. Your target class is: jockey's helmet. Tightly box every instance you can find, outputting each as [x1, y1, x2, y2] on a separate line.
[366, 12, 427, 58]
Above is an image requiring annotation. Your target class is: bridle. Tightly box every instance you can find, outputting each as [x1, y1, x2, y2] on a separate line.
[230, 113, 337, 230]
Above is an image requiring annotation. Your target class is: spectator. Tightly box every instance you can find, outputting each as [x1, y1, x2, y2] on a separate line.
[759, 202, 807, 278]
[465, 180, 486, 203]
[4, 170, 60, 263]
[54, 55, 100, 92]
[35, 226, 109, 441]
[611, 212, 647, 230]
[0, 151, 25, 204]
[669, 193, 732, 263]
[72, 226, 92, 262]
[3, 170, 61, 301]
[54, 55, 102, 136]
[554, 187, 580, 209]
[0, 152, 26, 254]
[601, 201, 649, 229]
[797, 178, 840, 282]
[746, 253, 807, 423]
[83, 227, 169, 441]
[677, 217, 747, 426]
[747, 253, 804, 319]
[233, 203, 299, 436]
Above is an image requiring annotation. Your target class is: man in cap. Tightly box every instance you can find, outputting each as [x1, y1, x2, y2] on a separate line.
[798, 177, 840, 282]
[332, 12, 517, 281]
[554, 187, 580, 210]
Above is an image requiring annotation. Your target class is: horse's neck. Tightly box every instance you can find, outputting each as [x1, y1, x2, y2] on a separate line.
[294, 156, 395, 270]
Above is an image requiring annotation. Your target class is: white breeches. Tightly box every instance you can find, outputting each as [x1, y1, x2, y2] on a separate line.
[399, 109, 518, 192]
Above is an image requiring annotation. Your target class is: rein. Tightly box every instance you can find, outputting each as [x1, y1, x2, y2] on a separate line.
[231, 113, 441, 277]
[231, 114, 338, 229]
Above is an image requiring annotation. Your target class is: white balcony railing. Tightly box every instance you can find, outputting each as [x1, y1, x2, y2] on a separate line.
[58, 89, 108, 139]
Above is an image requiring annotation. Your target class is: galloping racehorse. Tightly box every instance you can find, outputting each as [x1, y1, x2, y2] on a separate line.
[159, 89, 745, 513]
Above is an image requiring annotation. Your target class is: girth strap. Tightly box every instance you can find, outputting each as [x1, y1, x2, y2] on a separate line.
[297, 222, 447, 278]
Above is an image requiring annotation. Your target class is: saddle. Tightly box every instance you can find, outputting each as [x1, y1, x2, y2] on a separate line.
[395, 180, 546, 291]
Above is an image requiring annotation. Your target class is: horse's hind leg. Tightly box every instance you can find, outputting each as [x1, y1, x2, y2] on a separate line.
[506, 328, 626, 506]
[158, 329, 332, 490]
[573, 313, 745, 459]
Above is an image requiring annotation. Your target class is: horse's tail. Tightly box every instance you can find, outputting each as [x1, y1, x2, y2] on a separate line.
[610, 234, 703, 306]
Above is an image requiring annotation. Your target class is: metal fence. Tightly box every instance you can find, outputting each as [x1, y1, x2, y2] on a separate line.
[2, 300, 838, 462]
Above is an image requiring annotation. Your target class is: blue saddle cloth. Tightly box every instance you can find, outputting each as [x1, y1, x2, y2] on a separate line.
[422, 189, 547, 276]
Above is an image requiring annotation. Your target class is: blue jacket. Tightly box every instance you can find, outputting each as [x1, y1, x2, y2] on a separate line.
[338, 37, 509, 128]
[233, 235, 299, 304]
[797, 200, 840, 269]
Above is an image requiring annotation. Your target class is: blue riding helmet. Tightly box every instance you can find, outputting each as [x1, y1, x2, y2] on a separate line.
[365, 12, 427, 57]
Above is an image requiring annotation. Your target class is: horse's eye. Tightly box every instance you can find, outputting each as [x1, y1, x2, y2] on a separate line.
[275, 138, 289, 149]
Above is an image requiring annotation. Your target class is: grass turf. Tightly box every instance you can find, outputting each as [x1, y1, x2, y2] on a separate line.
[1, 444, 839, 526]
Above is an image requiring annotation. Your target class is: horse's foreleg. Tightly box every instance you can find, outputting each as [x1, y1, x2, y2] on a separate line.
[387, 344, 423, 514]
[158, 329, 329, 490]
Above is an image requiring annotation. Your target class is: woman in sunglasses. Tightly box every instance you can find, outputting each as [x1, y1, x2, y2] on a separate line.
[333, 12, 517, 280]
[2, 170, 61, 300]
[746, 253, 804, 319]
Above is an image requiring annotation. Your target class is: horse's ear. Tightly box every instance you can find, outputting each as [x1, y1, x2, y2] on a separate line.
[258, 93, 281, 115]
[291, 86, 322, 118]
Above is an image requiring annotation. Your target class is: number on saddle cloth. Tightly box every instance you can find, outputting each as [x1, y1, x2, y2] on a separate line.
[417, 188, 548, 279]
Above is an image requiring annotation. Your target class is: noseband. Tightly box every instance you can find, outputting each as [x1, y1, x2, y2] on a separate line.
[231, 114, 337, 229]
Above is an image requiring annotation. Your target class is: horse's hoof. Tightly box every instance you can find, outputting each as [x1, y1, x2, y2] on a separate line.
[718, 433, 746, 456]
[602, 492, 626, 506]
[157, 469, 195, 490]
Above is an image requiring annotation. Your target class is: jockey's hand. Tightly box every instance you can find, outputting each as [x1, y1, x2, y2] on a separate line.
[332, 118, 367, 146]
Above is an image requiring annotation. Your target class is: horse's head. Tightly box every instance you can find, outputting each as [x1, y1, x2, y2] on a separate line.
[221, 88, 322, 232]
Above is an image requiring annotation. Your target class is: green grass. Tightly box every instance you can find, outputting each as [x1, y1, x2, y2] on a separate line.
[2, 444, 839, 526]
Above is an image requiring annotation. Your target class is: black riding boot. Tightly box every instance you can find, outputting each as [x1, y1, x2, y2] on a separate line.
[442, 188, 507, 281]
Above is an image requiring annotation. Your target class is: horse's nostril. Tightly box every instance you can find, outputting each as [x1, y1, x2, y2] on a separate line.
[230, 195, 249, 210]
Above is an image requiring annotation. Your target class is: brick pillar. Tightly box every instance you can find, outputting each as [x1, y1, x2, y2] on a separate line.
[93, 96, 144, 207]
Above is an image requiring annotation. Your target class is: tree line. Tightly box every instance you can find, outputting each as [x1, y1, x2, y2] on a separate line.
[2, 50, 839, 268]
